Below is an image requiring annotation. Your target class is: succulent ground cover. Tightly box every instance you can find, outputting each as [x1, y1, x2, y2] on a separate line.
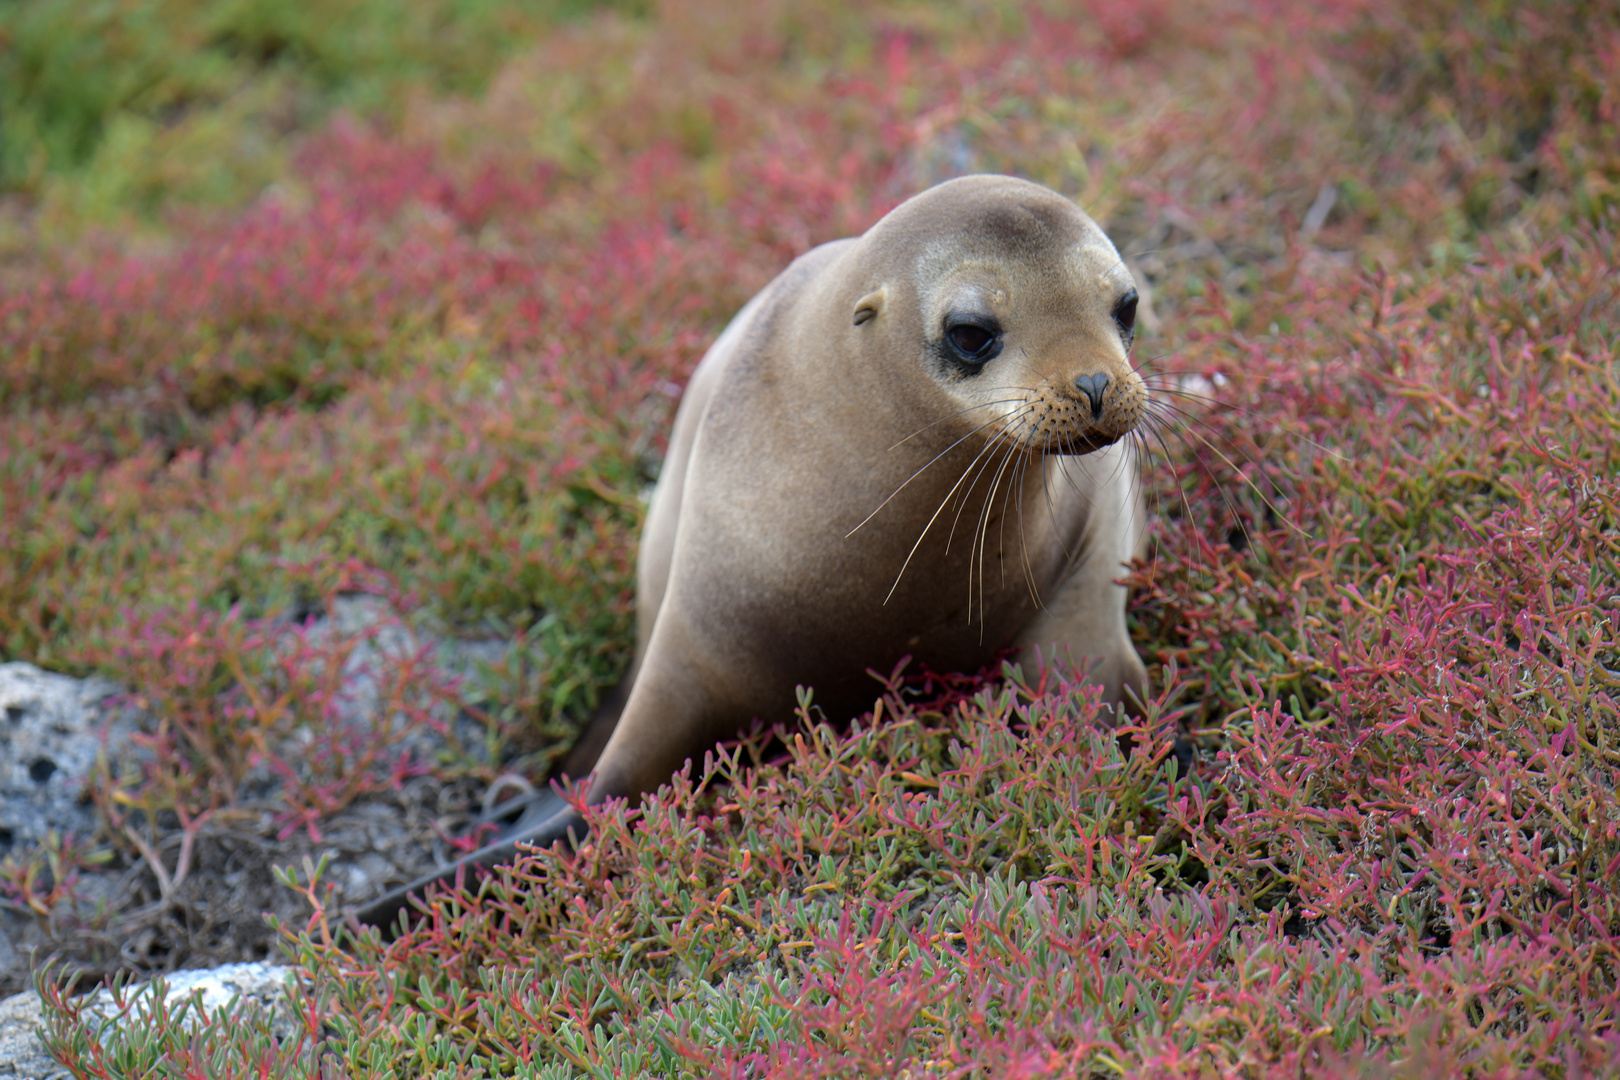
[4, 0, 1618, 1074]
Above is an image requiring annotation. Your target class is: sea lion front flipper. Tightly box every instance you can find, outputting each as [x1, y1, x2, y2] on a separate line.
[351, 793, 586, 938]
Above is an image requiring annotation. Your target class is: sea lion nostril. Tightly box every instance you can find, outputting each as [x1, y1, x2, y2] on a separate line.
[1073, 372, 1109, 420]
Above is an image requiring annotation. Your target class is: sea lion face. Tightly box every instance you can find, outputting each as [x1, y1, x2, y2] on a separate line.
[864, 177, 1147, 457]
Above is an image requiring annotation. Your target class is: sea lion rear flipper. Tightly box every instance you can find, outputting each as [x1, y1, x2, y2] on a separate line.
[351, 794, 586, 937]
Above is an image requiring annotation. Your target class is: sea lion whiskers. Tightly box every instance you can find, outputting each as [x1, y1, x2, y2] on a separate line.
[996, 436, 1048, 604]
[1038, 446, 1144, 594]
[885, 388, 1039, 451]
[1137, 375, 1347, 463]
[971, 427, 1029, 629]
[1133, 358, 1346, 466]
[1139, 403, 1264, 550]
[1139, 399, 1308, 539]
[1007, 450, 1043, 608]
[1022, 429, 1136, 594]
[965, 427, 1017, 625]
[1076, 439, 1145, 538]
[1139, 370, 1349, 540]
[1130, 420, 1212, 603]
[1131, 404, 1264, 560]
[885, 410, 1031, 605]
[1017, 453, 1043, 608]
[1129, 415, 1203, 544]
[1036, 430, 1077, 567]
[846, 400, 1029, 540]
[968, 385, 1113, 616]
[942, 407, 1033, 560]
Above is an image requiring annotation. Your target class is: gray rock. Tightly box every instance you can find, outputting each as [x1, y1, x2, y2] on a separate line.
[0, 986, 67, 1080]
[0, 960, 292, 1079]
[0, 665, 133, 998]
[0, 664, 126, 856]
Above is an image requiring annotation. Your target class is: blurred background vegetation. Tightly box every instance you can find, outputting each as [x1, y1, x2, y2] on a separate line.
[0, 0, 654, 223]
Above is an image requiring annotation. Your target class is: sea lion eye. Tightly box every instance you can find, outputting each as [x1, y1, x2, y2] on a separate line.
[1113, 290, 1139, 342]
[949, 325, 993, 354]
[943, 316, 1001, 368]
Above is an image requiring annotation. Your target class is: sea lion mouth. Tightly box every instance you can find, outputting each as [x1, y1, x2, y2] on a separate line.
[1043, 430, 1120, 456]
[1009, 382, 1141, 455]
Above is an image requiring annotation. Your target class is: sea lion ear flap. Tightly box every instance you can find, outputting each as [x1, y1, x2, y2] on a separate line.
[853, 288, 887, 327]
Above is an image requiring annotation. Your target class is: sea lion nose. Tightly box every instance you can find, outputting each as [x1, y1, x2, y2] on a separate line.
[1073, 372, 1109, 420]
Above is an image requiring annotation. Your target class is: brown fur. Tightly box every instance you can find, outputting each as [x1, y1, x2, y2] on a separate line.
[589, 174, 1147, 800]
[355, 174, 1148, 930]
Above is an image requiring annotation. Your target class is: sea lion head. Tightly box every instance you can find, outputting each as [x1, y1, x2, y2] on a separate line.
[850, 175, 1145, 456]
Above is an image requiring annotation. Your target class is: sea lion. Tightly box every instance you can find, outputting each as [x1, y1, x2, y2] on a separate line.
[356, 174, 1149, 930]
